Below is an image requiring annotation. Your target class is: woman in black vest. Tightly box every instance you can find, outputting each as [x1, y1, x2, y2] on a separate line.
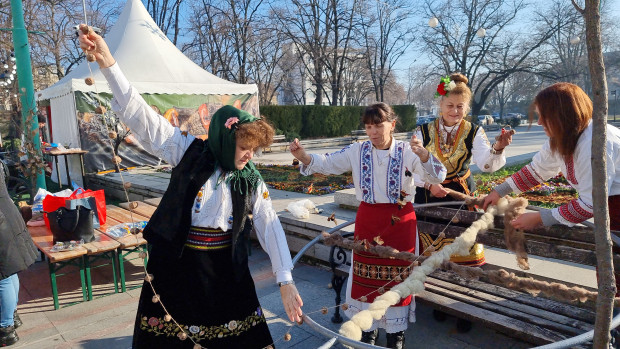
[79, 26, 303, 349]
[413, 73, 512, 331]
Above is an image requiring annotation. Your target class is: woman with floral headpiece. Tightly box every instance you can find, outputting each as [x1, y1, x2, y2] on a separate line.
[412, 73, 513, 331]
[79, 26, 303, 349]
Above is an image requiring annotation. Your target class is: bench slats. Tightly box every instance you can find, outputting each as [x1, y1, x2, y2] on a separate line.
[416, 290, 586, 347]
[424, 276, 594, 335]
[430, 270, 595, 323]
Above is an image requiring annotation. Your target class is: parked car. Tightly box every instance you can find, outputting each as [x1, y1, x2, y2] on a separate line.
[477, 114, 494, 125]
[416, 116, 429, 126]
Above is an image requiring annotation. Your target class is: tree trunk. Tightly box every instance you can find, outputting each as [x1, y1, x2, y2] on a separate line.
[579, 0, 614, 348]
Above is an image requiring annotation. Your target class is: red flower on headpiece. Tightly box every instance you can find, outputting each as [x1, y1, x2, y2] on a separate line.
[437, 82, 447, 96]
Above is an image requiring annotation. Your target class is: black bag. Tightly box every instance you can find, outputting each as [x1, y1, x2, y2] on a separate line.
[47, 206, 95, 244]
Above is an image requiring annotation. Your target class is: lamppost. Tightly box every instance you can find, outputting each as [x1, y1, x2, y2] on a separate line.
[612, 90, 617, 122]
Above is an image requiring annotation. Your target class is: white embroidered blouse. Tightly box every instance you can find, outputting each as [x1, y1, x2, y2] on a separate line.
[495, 122, 620, 226]
[300, 140, 447, 203]
[102, 63, 294, 283]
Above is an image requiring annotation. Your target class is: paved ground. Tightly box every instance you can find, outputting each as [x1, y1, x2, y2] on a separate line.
[9, 122, 604, 349]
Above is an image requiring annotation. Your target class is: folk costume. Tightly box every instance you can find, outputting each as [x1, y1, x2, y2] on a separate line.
[300, 139, 446, 333]
[102, 63, 295, 349]
[413, 118, 506, 267]
[494, 122, 620, 293]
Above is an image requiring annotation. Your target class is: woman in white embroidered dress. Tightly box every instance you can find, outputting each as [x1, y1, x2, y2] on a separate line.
[289, 103, 447, 349]
[483, 82, 620, 292]
[79, 26, 302, 349]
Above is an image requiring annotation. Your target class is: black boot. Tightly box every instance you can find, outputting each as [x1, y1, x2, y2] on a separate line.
[385, 330, 405, 349]
[456, 318, 473, 333]
[0, 326, 19, 347]
[13, 311, 22, 329]
[360, 329, 378, 345]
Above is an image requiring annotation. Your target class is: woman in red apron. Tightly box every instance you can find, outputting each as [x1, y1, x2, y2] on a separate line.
[290, 103, 447, 348]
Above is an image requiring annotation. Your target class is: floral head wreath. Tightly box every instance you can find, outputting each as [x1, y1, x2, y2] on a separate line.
[435, 75, 457, 98]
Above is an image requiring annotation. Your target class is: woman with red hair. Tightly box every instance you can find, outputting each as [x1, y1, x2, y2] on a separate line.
[483, 82, 620, 292]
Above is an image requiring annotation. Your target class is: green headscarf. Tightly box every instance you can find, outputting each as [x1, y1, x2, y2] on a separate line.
[207, 105, 263, 194]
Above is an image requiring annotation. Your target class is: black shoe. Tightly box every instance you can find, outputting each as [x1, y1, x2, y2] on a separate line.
[432, 309, 448, 322]
[456, 318, 472, 333]
[13, 311, 22, 329]
[386, 330, 405, 349]
[360, 329, 378, 345]
[0, 326, 19, 347]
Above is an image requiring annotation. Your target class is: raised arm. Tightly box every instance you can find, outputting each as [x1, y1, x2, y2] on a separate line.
[78, 24, 192, 166]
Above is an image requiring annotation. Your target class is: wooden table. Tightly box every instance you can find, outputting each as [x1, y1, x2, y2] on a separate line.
[28, 225, 119, 309]
[44, 148, 88, 188]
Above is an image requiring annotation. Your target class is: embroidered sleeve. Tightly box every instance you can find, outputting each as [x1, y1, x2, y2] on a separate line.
[299, 143, 355, 176]
[103, 63, 193, 167]
[252, 182, 294, 283]
[550, 198, 593, 226]
[420, 154, 447, 184]
[472, 128, 506, 172]
[504, 142, 561, 194]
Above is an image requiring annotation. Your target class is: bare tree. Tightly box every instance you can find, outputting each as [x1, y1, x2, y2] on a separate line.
[340, 53, 373, 106]
[572, 0, 613, 348]
[358, 0, 414, 102]
[145, 0, 184, 44]
[185, 0, 265, 84]
[26, 0, 120, 79]
[323, 0, 358, 105]
[274, 0, 334, 105]
[184, 1, 235, 79]
[405, 64, 437, 113]
[248, 23, 294, 105]
[420, 0, 560, 116]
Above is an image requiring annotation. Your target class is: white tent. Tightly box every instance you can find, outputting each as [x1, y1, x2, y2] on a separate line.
[36, 0, 258, 186]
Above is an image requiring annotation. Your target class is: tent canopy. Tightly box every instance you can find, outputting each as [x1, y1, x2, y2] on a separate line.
[37, 0, 257, 101]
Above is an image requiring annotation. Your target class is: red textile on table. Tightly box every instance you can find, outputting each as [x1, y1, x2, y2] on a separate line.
[351, 201, 417, 306]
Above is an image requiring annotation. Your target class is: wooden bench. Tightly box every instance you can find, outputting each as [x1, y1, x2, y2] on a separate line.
[263, 135, 287, 153]
[350, 129, 367, 141]
[326, 206, 608, 347]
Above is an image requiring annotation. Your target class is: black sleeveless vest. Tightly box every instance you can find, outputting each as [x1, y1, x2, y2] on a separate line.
[142, 139, 253, 279]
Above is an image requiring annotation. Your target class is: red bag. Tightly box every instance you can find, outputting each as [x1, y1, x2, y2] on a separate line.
[43, 189, 107, 229]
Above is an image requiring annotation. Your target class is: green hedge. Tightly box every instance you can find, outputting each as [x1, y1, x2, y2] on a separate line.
[259, 104, 417, 139]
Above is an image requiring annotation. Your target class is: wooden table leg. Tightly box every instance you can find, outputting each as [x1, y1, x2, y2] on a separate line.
[54, 155, 61, 188]
[63, 154, 72, 187]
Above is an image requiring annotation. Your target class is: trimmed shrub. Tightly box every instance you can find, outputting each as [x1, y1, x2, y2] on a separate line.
[259, 105, 303, 137]
[392, 105, 417, 132]
[259, 104, 416, 139]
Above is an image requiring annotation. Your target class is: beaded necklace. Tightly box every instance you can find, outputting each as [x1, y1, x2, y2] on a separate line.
[438, 117, 461, 154]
